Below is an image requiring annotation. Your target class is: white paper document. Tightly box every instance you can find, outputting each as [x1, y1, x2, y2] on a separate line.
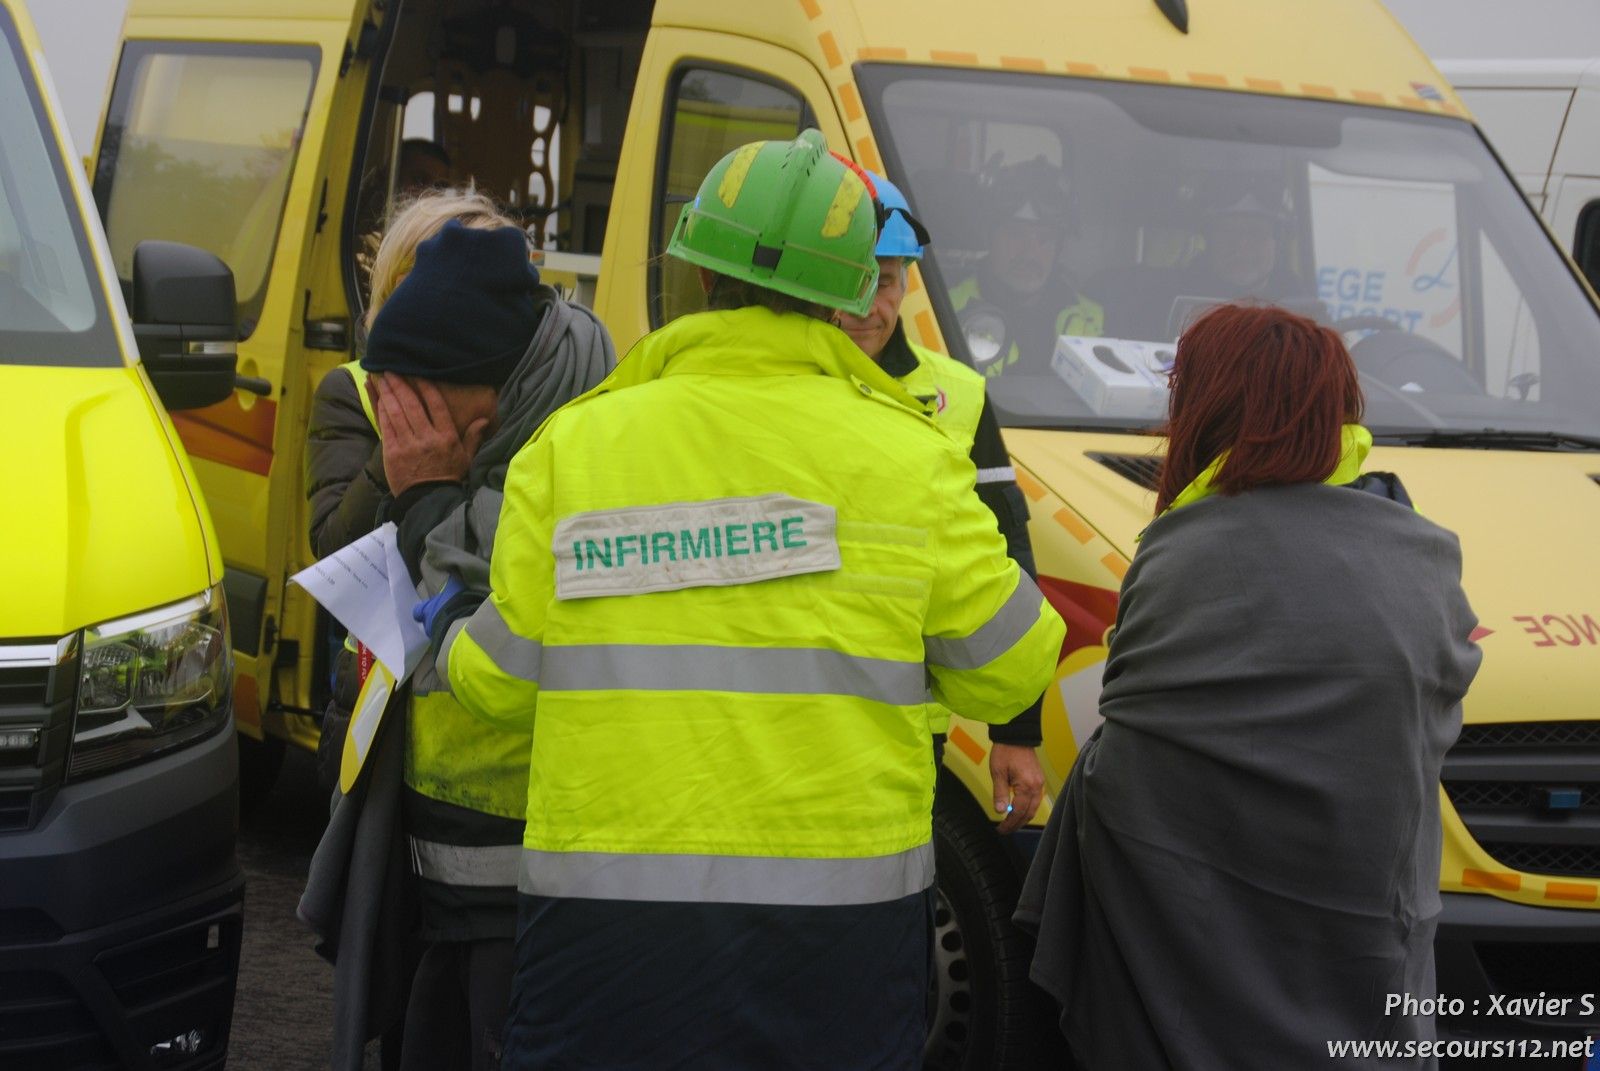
[289, 522, 430, 681]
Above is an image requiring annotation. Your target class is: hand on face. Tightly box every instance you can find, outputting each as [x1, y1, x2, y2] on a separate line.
[367, 373, 493, 496]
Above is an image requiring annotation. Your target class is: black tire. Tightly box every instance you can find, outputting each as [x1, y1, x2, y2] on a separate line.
[236, 732, 285, 814]
[924, 777, 1037, 1071]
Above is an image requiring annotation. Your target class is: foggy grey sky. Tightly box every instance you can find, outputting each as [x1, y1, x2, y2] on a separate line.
[21, 0, 128, 154]
[17, 0, 1600, 161]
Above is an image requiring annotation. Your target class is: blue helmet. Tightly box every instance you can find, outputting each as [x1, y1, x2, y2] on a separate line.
[867, 170, 931, 261]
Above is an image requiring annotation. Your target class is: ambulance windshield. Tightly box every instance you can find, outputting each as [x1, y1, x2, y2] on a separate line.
[863, 66, 1600, 444]
[0, 6, 117, 367]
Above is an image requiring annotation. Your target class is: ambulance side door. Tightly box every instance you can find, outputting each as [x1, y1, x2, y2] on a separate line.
[596, 27, 847, 351]
[90, 8, 368, 740]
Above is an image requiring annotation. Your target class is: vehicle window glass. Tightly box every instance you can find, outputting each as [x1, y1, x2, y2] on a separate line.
[1308, 167, 1462, 359]
[862, 67, 1600, 443]
[1479, 230, 1541, 401]
[0, 6, 117, 366]
[95, 43, 318, 339]
[1574, 199, 1600, 295]
[651, 67, 806, 326]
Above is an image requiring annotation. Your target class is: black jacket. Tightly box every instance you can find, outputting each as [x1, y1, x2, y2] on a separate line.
[305, 367, 388, 557]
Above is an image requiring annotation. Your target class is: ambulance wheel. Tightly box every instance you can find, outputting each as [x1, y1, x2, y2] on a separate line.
[236, 733, 284, 813]
[924, 779, 1035, 1071]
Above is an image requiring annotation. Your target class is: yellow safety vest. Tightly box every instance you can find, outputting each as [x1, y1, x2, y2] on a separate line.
[442, 307, 1065, 905]
[342, 359, 378, 428]
[332, 360, 529, 885]
[895, 339, 985, 454]
[949, 275, 1104, 378]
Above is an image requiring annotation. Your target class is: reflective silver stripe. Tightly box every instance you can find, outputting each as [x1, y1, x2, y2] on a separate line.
[432, 617, 468, 692]
[461, 600, 542, 683]
[542, 644, 924, 705]
[410, 838, 522, 888]
[924, 572, 1046, 670]
[975, 465, 1016, 484]
[519, 843, 935, 905]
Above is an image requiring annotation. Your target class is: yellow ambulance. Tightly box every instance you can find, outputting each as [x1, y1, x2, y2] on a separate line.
[1, 0, 244, 1064]
[95, 0, 1600, 1064]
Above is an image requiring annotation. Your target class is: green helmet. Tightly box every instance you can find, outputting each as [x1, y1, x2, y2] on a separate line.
[666, 128, 879, 316]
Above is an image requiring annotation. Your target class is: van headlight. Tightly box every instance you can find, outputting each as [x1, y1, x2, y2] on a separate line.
[70, 584, 232, 779]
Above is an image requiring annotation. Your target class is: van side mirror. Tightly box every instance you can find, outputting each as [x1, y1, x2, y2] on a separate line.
[132, 240, 242, 411]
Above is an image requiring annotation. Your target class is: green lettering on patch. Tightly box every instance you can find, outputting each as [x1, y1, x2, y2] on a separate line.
[681, 528, 711, 559]
[553, 494, 839, 600]
[781, 516, 807, 548]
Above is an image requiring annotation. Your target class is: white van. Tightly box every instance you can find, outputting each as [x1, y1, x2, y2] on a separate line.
[1388, 0, 1600, 291]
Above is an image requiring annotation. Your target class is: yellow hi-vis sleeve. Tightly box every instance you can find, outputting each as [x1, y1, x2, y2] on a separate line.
[923, 453, 1065, 723]
[446, 435, 556, 731]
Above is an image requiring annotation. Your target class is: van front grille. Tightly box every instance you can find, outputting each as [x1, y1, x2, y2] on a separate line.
[1087, 452, 1162, 491]
[1443, 720, 1600, 879]
[1453, 721, 1600, 749]
[1446, 781, 1600, 812]
[0, 642, 78, 834]
[1474, 843, 1600, 880]
[0, 666, 49, 707]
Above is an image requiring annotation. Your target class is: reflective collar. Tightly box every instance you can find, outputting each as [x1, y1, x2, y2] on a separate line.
[526, 307, 935, 445]
[1163, 423, 1374, 516]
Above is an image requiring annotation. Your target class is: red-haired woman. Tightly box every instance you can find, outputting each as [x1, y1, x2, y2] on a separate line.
[1016, 304, 1482, 1069]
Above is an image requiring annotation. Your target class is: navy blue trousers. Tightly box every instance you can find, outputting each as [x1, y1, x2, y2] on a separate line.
[503, 889, 934, 1070]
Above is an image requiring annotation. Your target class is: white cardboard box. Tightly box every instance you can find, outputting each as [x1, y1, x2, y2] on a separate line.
[1052, 336, 1172, 417]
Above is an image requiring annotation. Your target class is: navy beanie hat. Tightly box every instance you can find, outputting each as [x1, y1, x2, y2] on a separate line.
[362, 219, 541, 388]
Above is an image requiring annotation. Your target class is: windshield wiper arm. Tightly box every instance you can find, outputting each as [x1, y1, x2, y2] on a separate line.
[1383, 429, 1600, 451]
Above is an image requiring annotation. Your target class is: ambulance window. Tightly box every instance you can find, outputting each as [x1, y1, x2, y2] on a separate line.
[1574, 200, 1600, 295]
[0, 5, 116, 366]
[1306, 165, 1466, 361]
[651, 66, 808, 326]
[94, 43, 318, 339]
[1478, 230, 1542, 401]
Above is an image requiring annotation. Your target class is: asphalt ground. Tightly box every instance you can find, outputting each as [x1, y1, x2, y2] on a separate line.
[230, 745, 379, 1070]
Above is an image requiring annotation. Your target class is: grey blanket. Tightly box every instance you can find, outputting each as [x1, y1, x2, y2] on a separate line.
[296, 689, 411, 1071]
[1015, 483, 1481, 1070]
[420, 288, 615, 595]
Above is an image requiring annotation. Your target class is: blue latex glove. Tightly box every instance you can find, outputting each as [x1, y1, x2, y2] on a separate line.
[413, 575, 465, 637]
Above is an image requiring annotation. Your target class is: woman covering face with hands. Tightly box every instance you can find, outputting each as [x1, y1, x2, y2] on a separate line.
[301, 203, 614, 1071]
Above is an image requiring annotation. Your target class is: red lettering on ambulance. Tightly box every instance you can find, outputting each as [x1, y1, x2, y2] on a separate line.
[1514, 614, 1600, 647]
[1542, 615, 1582, 647]
[1514, 615, 1556, 647]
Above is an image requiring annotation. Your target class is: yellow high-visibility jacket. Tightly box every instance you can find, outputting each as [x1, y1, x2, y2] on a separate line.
[443, 306, 1065, 906]
[897, 338, 985, 453]
[327, 361, 528, 899]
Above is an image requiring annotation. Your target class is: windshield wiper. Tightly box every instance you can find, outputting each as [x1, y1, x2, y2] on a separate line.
[1380, 429, 1600, 452]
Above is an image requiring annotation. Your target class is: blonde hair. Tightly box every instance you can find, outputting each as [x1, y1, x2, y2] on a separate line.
[365, 187, 520, 328]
